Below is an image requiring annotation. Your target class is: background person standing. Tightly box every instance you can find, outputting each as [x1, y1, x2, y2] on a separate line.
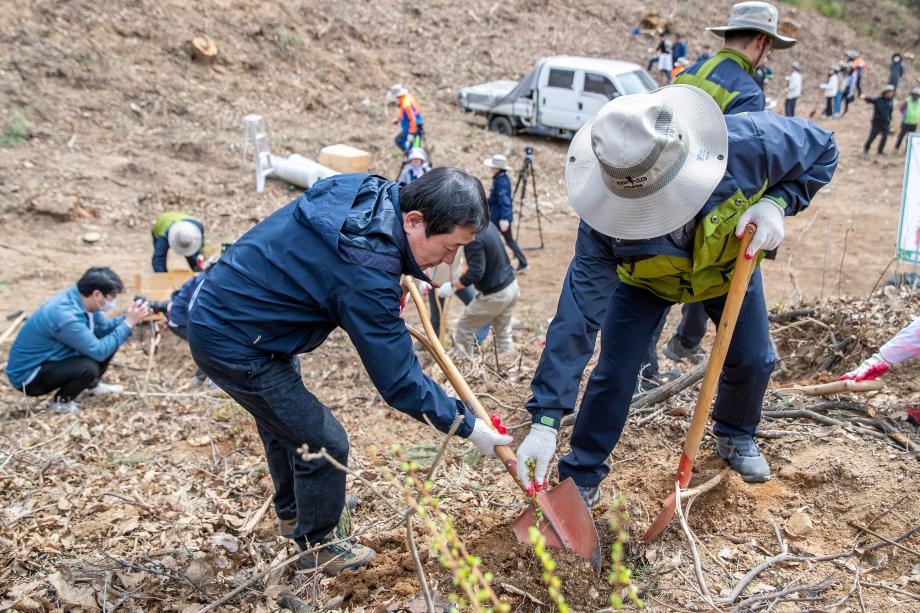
[784, 61, 802, 116]
[483, 154, 528, 273]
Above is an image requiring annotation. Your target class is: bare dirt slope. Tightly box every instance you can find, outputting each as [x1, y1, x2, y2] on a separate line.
[3, 1, 920, 611]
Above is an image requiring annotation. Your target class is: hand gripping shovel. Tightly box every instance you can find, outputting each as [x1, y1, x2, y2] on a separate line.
[642, 225, 757, 542]
[402, 278, 603, 572]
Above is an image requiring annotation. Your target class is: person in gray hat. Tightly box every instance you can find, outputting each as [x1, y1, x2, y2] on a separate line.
[517, 85, 837, 502]
[676, 1, 795, 114]
[663, 1, 797, 365]
[863, 84, 896, 155]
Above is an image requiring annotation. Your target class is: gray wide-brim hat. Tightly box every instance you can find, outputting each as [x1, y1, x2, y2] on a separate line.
[707, 1, 796, 49]
[565, 85, 728, 240]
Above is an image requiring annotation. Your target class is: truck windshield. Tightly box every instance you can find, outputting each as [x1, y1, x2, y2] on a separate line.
[615, 70, 657, 95]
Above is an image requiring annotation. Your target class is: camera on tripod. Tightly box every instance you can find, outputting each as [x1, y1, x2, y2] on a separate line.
[512, 145, 544, 250]
[524, 146, 534, 161]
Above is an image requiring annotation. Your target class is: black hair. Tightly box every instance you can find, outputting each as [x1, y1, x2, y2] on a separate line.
[399, 167, 489, 237]
[76, 267, 124, 297]
[724, 29, 768, 47]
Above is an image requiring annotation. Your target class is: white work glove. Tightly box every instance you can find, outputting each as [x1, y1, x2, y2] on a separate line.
[839, 353, 890, 381]
[498, 219, 510, 233]
[436, 283, 456, 299]
[515, 424, 558, 493]
[735, 199, 785, 259]
[467, 418, 513, 458]
[416, 279, 431, 296]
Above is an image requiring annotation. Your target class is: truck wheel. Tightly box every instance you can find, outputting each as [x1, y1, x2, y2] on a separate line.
[488, 115, 514, 135]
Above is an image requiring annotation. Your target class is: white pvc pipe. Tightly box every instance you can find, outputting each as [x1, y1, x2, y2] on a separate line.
[268, 154, 338, 188]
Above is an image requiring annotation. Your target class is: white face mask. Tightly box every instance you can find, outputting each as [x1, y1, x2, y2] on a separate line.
[96, 294, 116, 313]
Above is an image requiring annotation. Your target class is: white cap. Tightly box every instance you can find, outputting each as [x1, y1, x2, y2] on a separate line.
[168, 221, 203, 257]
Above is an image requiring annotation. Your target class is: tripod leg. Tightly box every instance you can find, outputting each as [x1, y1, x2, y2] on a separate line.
[513, 170, 527, 240]
[529, 163, 544, 249]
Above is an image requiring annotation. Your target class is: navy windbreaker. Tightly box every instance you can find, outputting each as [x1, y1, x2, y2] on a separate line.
[189, 173, 475, 437]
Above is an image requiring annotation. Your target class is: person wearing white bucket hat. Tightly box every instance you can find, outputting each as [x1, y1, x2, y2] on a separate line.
[151, 212, 205, 272]
[483, 153, 529, 272]
[517, 85, 838, 500]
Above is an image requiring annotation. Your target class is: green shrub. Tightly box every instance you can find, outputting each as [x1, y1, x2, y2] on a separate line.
[0, 114, 29, 148]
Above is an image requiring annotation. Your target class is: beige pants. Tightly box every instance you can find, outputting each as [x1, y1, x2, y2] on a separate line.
[454, 279, 519, 355]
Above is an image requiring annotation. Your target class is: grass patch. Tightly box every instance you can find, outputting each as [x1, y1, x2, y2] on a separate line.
[0, 111, 30, 148]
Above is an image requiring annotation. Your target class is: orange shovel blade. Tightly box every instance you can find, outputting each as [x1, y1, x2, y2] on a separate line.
[642, 490, 677, 542]
[511, 478, 602, 573]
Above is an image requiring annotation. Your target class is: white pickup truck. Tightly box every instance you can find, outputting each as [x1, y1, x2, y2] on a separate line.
[458, 56, 656, 139]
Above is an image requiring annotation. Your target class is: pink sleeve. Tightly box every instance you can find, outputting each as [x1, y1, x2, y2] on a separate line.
[879, 317, 920, 365]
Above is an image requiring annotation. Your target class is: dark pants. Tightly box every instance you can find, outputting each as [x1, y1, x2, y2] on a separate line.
[189, 343, 348, 545]
[896, 123, 917, 149]
[784, 97, 797, 117]
[558, 268, 775, 488]
[823, 98, 834, 118]
[674, 302, 709, 348]
[495, 222, 528, 268]
[23, 354, 114, 402]
[864, 123, 890, 153]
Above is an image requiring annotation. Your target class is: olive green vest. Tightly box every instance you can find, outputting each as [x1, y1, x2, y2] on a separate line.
[673, 49, 755, 113]
[616, 184, 769, 303]
[152, 211, 194, 238]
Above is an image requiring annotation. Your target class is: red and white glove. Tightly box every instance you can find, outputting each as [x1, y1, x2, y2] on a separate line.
[516, 424, 558, 494]
[839, 353, 890, 381]
[467, 417, 513, 458]
[499, 219, 510, 233]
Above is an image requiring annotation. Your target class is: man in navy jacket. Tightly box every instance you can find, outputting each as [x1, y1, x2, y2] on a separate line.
[188, 168, 512, 576]
[483, 154, 528, 272]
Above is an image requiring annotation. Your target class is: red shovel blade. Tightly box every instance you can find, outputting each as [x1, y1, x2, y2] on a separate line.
[642, 452, 695, 542]
[511, 478, 602, 573]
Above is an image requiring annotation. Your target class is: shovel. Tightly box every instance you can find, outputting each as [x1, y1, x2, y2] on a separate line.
[642, 224, 758, 542]
[402, 278, 603, 572]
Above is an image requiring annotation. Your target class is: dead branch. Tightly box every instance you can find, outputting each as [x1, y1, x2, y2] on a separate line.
[673, 481, 714, 607]
[730, 576, 835, 613]
[847, 522, 920, 558]
[858, 580, 920, 600]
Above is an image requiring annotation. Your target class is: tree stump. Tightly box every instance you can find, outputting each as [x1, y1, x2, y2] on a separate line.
[190, 36, 218, 64]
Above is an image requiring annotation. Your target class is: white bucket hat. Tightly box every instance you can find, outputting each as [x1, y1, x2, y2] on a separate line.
[708, 1, 796, 49]
[482, 154, 510, 170]
[565, 85, 728, 240]
[386, 84, 408, 101]
[168, 220, 203, 257]
[407, 147, 428, 162]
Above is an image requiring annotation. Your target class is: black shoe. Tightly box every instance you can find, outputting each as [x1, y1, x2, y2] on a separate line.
[662, 336, 705, 364]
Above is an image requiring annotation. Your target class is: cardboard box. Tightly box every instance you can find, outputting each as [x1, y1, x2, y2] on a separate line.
[318, 144, 371, 174]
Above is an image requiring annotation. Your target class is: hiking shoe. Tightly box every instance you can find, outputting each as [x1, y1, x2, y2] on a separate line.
[279, 495, 360, 538]
[662, 336, 705, 364]
[576, 484, 601, 509]
[715, 435, 771, 483]
[87, 382, 124, 395]
[49, 399, 80, 413]
[299, 528, 376, 576]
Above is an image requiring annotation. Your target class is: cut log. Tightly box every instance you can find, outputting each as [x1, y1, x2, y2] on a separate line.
[190, 36, 218, 64]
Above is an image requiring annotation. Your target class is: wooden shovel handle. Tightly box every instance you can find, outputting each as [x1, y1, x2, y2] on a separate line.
[402, 278, 523, 489]
[781, 379, 883, 395]
[681, 225, 758, 465]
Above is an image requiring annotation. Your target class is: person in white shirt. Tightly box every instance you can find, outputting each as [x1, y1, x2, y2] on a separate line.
[784, 61, 802, 117]
[818, 64, 839, 118]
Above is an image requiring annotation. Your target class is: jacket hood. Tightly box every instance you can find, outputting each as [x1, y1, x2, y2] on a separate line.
[293, 173, 428, 280]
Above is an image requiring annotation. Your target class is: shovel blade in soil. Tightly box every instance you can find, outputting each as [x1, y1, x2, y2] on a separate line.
[511, 478, 602, 573]
[641, 490, 677, 542]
